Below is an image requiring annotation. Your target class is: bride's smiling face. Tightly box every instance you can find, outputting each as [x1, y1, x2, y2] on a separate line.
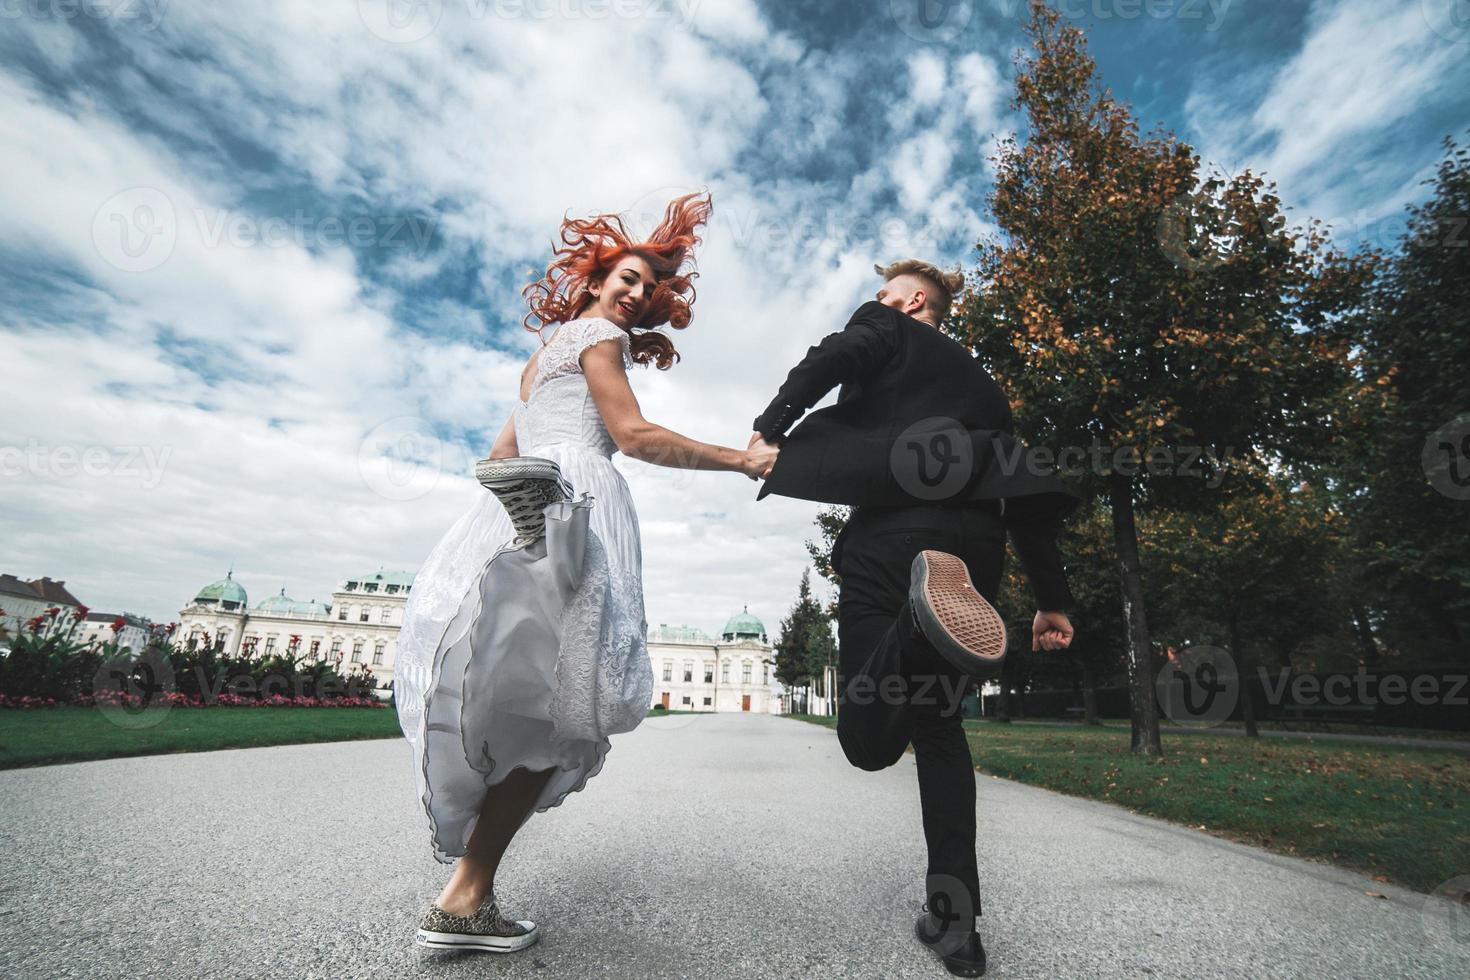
[588, 254, 657, 327]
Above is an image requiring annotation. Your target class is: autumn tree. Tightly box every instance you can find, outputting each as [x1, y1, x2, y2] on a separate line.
[957, 0, 1376, 756]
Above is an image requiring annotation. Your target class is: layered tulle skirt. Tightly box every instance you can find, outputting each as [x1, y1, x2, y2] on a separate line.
[393, 445, 652, 863]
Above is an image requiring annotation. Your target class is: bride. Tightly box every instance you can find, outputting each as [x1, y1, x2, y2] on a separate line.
[393, 191, 775, 952]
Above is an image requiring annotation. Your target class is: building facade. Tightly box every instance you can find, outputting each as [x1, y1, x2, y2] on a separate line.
[0, 573, 86, 644]
[647, 607, 778, 714]
[175, 568, 414, 688]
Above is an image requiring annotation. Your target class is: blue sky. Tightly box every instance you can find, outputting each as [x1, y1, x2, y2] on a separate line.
[1, 0, 1466, 632]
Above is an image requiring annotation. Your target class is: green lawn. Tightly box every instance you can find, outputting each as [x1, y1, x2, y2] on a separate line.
[0, 706, 402, 769]
[787, 714, 1470, 895]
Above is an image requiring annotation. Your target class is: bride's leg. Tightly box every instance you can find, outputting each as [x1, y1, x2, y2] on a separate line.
[434, 766, 556, 916]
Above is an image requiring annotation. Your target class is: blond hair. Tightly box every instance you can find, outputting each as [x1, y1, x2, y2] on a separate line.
[874, 259, 965, 322]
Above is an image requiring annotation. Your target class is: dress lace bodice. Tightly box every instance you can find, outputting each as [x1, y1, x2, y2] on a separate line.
[516, 318, 633, 459]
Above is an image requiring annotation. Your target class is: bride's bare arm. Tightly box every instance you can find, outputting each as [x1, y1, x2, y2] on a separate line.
[488, 415, 518, 459]
[582, 340, 771, 478]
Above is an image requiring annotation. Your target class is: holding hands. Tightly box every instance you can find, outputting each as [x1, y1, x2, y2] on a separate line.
[742, 432, 780, 481]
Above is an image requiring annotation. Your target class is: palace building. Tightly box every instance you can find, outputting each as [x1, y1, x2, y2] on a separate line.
[647, 606, 778, 714]
[177, 568, 779, 713]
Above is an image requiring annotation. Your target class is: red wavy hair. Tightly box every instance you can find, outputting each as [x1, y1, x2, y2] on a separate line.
[522, 191, 713, 369]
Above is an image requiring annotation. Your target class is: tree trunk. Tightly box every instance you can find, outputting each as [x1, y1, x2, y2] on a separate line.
[1351, 602, 1380, 667]
[995, 658, 1013, 723]
[1082, 664, 1100, 725]
[1109, 470, 1163, 757]
[1229, 615, 1258, 738]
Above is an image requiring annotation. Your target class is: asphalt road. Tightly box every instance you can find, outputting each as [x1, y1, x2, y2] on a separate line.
[2, 713, 1466, 979]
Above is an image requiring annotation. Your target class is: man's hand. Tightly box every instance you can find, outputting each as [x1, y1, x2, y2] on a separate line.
[1032, 610, 1073, 652]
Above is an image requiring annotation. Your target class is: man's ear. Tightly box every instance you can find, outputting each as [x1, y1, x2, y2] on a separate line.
[908, 289, 927, 316]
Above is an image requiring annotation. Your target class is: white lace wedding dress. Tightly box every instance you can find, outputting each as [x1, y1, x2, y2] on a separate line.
[394, 317, 653, 863]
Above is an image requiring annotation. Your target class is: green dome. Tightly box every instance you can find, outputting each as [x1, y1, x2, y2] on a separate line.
[720, 606, 766, 641]
[255, 588, 329, 617]
[194, 571, 247, 610]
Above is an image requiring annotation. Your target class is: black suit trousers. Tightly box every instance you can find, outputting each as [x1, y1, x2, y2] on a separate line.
[833, 502, 1007, 922]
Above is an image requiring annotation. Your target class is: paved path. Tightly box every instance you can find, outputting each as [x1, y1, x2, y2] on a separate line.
[998, 718, 1470, 753]
[2, 713, 1467, 979]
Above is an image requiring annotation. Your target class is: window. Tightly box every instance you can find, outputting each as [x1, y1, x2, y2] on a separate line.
[359, 607, 370, 623]
[345, 582, 358, 591]
[721, 662, 730, 683]
[742, 662, 752, 684]
[703, 664, 713, 684]
[373, 641, 385, 666]
[364, 583, 378, 593]
[309, 640, 320, 658]
[662, 661, 672, 682]
[264, 636, 275, 655]
[330, 639, 342, 658]
[763, 664, 770, 684]
[338, 606, 348, 621]
[683, 660, 693, 683]
[702, 697, 711, 706]
[681, 696, 691, 706]
[386, 584, 399, 595]
[188, 629, 201, 648]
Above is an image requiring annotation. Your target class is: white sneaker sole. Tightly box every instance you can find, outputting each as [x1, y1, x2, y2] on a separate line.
[416, 921, 539, 952]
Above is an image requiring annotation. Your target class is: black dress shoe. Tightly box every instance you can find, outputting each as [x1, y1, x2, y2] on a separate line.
[914, 910, 987, 977]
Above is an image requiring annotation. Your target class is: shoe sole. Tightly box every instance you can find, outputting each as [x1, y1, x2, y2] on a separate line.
[914, 918, 986, 978]
[909, 550, 1006, 680]
[416, 922, 539, 952]
[475, 456, 563, 488]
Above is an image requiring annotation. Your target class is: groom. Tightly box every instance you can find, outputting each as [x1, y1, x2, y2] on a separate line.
[750, 259, 1078, 978]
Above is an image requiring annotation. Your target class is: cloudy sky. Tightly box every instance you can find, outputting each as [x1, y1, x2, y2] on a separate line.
[2, 0, 1466, 636]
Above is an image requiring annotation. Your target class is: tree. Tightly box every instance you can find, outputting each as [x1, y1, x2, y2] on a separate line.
[773, 568, 837, 713]
[1331, 131, 1470, 666]
[957, 0, 1375, 756]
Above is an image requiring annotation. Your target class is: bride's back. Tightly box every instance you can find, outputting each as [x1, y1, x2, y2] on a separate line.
[515, 318, 633, 459]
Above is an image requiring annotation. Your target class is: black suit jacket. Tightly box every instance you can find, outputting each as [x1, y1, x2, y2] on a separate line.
[752, 301, 1079, 610]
